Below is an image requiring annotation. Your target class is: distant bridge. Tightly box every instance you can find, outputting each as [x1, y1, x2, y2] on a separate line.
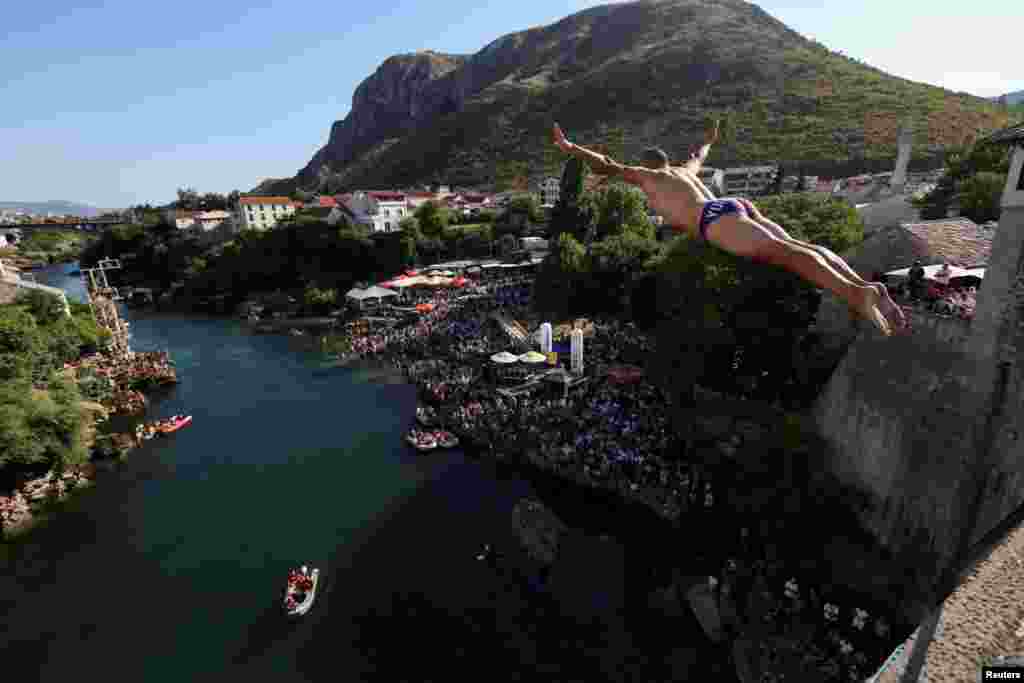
[1, 217, 125, 232]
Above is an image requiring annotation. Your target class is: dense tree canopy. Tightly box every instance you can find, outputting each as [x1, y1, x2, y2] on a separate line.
[913, 141, 1010, 222]
[0, 291, 104, 475]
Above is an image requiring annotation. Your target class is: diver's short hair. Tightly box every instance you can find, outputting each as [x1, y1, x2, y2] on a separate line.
[642, 147, 670, 169]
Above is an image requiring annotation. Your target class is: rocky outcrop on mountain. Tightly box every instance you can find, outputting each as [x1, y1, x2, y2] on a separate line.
[259, 0, 1007, 195]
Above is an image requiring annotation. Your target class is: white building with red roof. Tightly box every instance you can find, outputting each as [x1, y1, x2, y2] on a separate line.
[237, 196, 300, 230]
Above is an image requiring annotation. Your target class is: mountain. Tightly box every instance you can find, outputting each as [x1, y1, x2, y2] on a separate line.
[0, 200, 101, 217]
[257, 0, 1008, 195]
[992, 90, 1024, 106]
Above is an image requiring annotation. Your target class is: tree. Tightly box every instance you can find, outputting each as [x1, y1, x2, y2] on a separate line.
[591, 182, 651, 240]
[15, 289, 66, 326]
[414, 200, 450, 238]
[913, 141, 1010, 222]
[755, 194, 864, 255]
[958, 171, 1006, 224]
[549, 157, 595, 241]
[303, 284, 338, 314]
[494, 159, 529, 192]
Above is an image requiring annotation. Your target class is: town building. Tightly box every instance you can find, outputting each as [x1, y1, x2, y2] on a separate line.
[697, 167, 725, 196]
[404, 191, 438, 211]
[537, 177, 561, 207]
[237, 196, 300, 230]
[721, 165, 778, 196]
[342, 191, 408, 233]
[195, 210, 232, 231]
[164, 209, 197, 229]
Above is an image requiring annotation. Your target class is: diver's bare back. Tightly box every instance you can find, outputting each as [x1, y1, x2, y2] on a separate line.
[632, 169, 706, 236]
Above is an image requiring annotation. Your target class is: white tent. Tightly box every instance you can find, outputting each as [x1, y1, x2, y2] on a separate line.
[885, 264, 973, 281]
[490, 351, 520, 364]
[346, 286, 398, 307]
[362, 285, 398, 299]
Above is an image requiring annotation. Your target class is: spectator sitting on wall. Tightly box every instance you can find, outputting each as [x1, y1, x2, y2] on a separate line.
[908, 260, 926, 300]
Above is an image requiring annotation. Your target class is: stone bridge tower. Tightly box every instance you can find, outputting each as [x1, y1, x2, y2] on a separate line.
[890, 123, 914, 194]
[812, 124, 1024, 593]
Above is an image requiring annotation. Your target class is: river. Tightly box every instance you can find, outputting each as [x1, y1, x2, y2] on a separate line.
[1, 262, 720, 682]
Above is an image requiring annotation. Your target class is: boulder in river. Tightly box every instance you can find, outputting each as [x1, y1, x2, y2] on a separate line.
[512, 498, 567, 566]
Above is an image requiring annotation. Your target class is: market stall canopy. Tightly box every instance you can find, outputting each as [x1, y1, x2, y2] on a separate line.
[885, 264, 973, 282]
[490, 351, 520, 364]
[421, 275, 452, 287]
[519, 351, 547, 364]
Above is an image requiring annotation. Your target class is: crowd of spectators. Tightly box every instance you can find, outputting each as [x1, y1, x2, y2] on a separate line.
[331, 278, 699, 522]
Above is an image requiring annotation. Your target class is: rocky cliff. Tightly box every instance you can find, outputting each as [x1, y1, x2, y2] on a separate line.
[258, 0, 1008, 195]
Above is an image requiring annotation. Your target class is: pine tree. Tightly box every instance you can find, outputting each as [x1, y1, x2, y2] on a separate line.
[549, 157, 595, 242]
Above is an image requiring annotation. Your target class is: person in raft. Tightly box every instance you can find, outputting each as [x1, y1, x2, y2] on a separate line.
[550, 121, 907, 336]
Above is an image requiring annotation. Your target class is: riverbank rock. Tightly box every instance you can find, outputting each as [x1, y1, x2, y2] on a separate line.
[512, 498, 567, 566]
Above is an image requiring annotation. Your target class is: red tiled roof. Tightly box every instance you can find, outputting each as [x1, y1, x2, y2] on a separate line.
[900, 218, 991, 268]
[368, 192, 405, 202]
[318, 196, 337, 207]
[239, 196, 291, 206]
[845, 217, 992, 277]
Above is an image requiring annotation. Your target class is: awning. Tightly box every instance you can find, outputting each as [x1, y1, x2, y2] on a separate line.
[490, 351, 520, 364]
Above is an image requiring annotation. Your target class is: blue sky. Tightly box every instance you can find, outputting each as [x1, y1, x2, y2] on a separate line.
[1, 0, 1021, 208]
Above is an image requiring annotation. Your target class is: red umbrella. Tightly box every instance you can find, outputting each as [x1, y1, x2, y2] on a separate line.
[405, 270, 419, 276]
[451, 276, 467, 287]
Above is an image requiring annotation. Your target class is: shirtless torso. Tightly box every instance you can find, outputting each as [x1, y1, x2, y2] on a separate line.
[625, 168, 707, 236]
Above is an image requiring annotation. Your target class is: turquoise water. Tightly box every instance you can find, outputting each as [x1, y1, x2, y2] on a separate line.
[0, 262, 713, 682]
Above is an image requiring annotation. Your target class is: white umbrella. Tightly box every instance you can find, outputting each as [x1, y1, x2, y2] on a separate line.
[519, 351, 547, 364]
[361, 285, 398, 298]
[345, 287, 367, 300]
[490, 351, 519, 364]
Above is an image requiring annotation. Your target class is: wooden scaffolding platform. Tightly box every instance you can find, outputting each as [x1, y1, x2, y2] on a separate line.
[81, 259, 131, 359]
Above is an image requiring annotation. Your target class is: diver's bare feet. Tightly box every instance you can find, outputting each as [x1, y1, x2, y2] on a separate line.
[852, 286, 892, 336]
[872, 283, 908, 333]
